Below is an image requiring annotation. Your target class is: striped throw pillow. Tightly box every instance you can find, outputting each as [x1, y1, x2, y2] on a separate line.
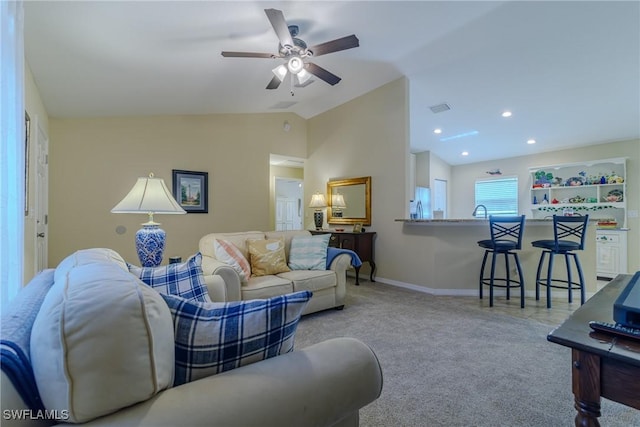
[214, 239, 251, 283]
[129, 253, 211, 302]
[162, 290, 311, 386]
[288, 234, 331, 270]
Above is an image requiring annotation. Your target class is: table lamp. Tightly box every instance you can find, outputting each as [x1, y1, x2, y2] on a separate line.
[309, 192, 327, 230]
[111, 173, 186, 267]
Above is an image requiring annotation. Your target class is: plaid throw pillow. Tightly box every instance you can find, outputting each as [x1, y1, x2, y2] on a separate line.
[161, 290, 312, 386]
[129, 253, 211, 302]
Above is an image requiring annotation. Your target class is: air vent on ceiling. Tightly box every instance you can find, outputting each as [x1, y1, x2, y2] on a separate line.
[429, 103, 451, 114]
[270, 101, 298, 109]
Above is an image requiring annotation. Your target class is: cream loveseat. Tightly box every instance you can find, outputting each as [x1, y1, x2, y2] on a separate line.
[199, 230, 355, 315]
[1, 248, 383, 427]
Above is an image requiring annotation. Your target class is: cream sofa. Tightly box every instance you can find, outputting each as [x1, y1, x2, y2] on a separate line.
[199, 230, 353, 315]
[1, 248, 383, 427]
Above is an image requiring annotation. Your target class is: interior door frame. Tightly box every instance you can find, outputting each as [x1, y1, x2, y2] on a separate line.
[34, 115, 49, 273]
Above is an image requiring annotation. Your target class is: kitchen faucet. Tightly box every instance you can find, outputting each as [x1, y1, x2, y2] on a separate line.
[472, 204, 487, 219]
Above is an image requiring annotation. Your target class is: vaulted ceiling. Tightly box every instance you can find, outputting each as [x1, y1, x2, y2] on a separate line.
[24, 1, 639, 165]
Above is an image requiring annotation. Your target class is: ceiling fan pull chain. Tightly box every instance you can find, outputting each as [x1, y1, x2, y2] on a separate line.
[290, 73, 295, 96]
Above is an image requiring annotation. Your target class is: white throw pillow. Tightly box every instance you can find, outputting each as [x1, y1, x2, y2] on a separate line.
[31, 257, 174, 423]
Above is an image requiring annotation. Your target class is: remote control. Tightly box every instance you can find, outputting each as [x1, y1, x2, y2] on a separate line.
[589, 320, 640, 341]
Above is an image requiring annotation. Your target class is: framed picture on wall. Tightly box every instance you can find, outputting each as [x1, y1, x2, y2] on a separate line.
[172, 169, 208, 213]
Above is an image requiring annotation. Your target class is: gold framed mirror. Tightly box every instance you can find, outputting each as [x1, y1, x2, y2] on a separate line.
[327, 176, 371, 225]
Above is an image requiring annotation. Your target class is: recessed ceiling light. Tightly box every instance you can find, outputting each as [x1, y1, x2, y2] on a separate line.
[501, 111, 512, 118]
[527, 139, 536, 144]
[433, 128, 442, 134]
[461, 151, 469, 156]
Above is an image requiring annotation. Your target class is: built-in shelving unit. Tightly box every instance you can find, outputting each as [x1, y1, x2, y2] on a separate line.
[528, 157, 627, 227]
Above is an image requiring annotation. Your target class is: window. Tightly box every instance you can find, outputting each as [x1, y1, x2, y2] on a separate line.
[474, 177, 518, 217]
[1, 0, 25, 308]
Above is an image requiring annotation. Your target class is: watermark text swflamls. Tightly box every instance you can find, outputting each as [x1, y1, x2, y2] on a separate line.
[3, 409, 70, 421]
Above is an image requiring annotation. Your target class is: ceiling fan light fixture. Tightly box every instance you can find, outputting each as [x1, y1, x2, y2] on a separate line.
[287, 56, 304, 75]
[272, 64, 288, 82]
[296, 68, 312, 85]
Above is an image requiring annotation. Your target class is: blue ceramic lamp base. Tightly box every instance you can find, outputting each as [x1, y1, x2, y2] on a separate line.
[136, 223, 166, 267]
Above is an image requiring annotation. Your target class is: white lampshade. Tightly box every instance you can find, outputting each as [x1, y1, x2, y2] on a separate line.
[111, 173, 186, 223]
[309, 193, 327, 209]
[272, 64, 288, 82]
[296, 68, 312, 85]
[332, 193, 346, 209]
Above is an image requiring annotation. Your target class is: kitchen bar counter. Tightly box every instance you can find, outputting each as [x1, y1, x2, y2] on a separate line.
[394, 217, 598, 297]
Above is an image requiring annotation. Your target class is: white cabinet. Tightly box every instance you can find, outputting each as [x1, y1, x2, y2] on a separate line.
[596, 229, 628, 279]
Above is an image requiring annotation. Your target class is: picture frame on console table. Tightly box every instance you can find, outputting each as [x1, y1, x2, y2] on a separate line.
[172, 169, 208, 213]
[353, 223, 363, 233]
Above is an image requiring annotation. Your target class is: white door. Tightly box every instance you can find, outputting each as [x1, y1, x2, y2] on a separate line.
[276, 197, 300, 230]
[34, 116, 49, 273]
[434, 179, 447, 219]
[274, 178, 303, 230]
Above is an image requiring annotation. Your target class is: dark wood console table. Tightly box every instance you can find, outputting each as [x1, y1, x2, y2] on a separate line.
[547, 274, 640, 426]
[311, 231, 376, 286]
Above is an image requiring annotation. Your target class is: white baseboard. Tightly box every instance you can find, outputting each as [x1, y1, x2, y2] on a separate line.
[371, 276, 596, 300]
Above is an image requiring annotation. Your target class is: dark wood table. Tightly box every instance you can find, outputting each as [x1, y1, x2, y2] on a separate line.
[310, 230, 376, 285]
[547, 274, 640, 426]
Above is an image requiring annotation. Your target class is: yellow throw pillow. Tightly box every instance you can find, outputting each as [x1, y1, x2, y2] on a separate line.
[248, 237, 291, 276]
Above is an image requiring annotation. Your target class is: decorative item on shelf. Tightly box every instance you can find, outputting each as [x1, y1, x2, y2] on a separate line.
[604, 189, 623, 202]
[542, 194, 549, 204]
[607, 173, 624, 184]
[565, 176, 583, 186]
[597, 218, 618, 229]
[600, 176, 606, 184]
[309, 192, 327, 230]
[553, 177, 563, 186]
[533, 196, 538, 205]
[111, 173, 186, 267]
[569, 196, 586, 204]
[331, 192, 347, 218]
[538, 204, 618, 212]
[551, 198, 560, 204]
[534, 170, 554, 186]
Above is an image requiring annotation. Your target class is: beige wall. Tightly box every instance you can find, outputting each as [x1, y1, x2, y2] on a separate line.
[48, 113, 307, 266]
[24, 63, 49, 283]
[306, 78, 410, 278]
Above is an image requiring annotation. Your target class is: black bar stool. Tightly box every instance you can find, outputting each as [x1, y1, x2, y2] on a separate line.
[478, 215, 526, 308]
[531, 215, 589, 308]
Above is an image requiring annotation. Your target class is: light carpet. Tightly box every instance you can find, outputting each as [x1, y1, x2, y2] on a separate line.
[294, 280, 640, 427]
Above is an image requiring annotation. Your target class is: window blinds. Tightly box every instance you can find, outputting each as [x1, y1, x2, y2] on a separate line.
[474, 177, 518, 217]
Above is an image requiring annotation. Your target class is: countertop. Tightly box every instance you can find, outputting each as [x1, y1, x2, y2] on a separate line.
[395, 218, 600, 226]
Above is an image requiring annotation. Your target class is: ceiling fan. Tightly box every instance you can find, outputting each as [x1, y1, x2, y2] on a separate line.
[221, 9, 359, 92]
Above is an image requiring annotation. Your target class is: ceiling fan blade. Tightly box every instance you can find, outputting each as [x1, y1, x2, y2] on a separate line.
[305, 62, 341, 86]
[266, 75, 283, 90]
[265, 9, 294, 49]
[308, 35, 359, 57]
[221, 51, 278, 58]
